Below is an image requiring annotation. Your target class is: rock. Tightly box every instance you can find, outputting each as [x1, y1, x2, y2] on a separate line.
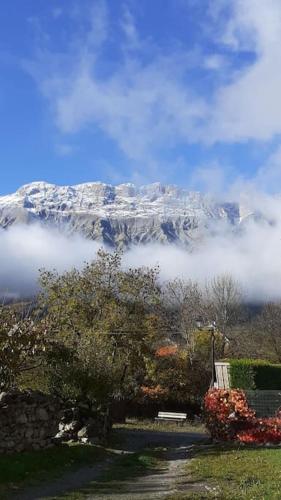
[6, 441, 15, 449]
[77, 426, 88, 439]
[17, 413, 28, 424]
[15, 443, 24, 453]
[64, 420, 80, 432]
[44, 442, 55, 449]
[36, 408, 49, 421]
[25, 428, 34, 440]
[39, 428, 47, 439]
[85, 420, 98, 438]
[0, 392, 8, 402]
[54, 430, 65, 441]
[88, 436, 101, 445]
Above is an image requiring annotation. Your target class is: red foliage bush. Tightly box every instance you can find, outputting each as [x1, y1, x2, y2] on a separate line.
[140, 385, 168, 400]
[155, 345, 178, 357]
[237, 417, 281, 443]
[204, 389, 255, 441]
[204, 389, 281, 444]
[238, 427, 281, 444]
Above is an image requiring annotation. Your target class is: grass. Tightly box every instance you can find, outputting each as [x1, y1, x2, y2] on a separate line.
[114, 418, 206, 434]
[0, 442, 110, 499]
[99, 448, 165, 483]
[171, 443, 281, 499]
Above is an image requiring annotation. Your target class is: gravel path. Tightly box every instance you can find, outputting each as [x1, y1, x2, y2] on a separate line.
[88, 442, 206, 500]
[12, 428, 207, 500]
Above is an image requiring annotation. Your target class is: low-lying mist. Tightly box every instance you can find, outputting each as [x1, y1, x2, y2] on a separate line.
[0, 225, 100, 298]
[1, 212, 281, 301]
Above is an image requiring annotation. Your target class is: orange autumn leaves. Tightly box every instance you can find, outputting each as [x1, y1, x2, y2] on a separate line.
[140, 344, 178, 399]
[155, 345, 178, 357]
[204, 388, 281, 444]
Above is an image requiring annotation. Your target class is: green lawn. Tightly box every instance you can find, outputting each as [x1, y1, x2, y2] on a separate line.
[0, 443, 109, 499]
[114, 418, 206, 434]
[178, 444, 281, 499]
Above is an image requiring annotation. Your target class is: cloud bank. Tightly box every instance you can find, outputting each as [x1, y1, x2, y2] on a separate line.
[0, 225, 100, 298]
[2, 204, 281, 302]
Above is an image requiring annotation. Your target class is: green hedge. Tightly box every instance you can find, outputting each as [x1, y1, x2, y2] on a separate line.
[228, 359, 281, 390]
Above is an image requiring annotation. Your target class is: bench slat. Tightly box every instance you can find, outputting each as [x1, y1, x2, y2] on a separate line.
[158, 412, 186, 418]
[156, 411, 187, 424]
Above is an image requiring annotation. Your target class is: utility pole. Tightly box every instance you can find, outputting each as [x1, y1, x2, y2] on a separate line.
[196, 318, 216, 388]
[210, 326, 216, 387]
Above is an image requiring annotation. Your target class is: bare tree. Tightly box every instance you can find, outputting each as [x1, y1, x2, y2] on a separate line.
[255, 303, 281, 362]
[205, 274, 242, 352]
[163, 278, 208, 354]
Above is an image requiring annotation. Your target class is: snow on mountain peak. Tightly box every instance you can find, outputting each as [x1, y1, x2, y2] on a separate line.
[0, 181, 243, 247]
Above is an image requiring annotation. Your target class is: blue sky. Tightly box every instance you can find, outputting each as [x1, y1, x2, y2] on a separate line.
[1, 0, 281, 195]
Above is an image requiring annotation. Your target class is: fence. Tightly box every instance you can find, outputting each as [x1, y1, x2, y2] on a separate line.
[214, 362, 281, 417]
[215, 362, 230, 389]
[245, 390, 281, 417]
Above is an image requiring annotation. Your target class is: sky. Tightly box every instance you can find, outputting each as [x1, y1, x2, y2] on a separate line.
[1, 0, 281, 195]
[3, 0, 281, 299]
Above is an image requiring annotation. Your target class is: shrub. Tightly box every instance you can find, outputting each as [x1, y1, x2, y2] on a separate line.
[155, 345, 178, 357]
[140, 385, 168, 400]
[237, 421, 281, 444]
[204, 389, 281, 444]
[204, 389, 255, 441]
[228, 359, 281, 390]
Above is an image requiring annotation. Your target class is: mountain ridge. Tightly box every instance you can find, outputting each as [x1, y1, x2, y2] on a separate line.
[0, 181, 253, 248]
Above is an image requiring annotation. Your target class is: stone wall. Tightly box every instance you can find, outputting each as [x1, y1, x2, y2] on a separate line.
[0, 390, 112, 454]
[0, 390, 61, 454]
[57, 401, 111, 444]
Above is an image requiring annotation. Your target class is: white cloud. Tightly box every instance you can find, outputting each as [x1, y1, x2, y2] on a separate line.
[23, 1, 206, 162]
[221, 0, 281, 53]
[189, 161, 231, 196]
[52, 57, 206, 160]
[5, 203, 281, 302]
[203, 54, 226, 71]
[85, 0, 108, 49]
[0, 225, 100, 297]
[125, 206, 281, 302]
[206, 0, 281, 143]
[121, 6, 140, 49]
[24, 0, 281, 162]
[254, 146, 281, 193]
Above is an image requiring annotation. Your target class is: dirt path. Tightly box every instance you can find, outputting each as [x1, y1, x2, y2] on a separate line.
[88, 441, 206, 500]
[12, 427, 207, 500]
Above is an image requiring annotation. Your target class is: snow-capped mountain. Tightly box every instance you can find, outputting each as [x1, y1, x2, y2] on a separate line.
[0, 181, 250, 247]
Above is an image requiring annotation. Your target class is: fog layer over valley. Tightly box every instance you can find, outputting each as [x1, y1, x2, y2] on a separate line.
[2, 202, 281, 300]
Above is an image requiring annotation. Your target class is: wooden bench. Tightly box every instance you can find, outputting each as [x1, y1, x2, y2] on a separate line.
[155, 411, 187, 425]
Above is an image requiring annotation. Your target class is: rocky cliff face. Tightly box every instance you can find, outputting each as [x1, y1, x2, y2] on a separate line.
[0, 181, 250, 248]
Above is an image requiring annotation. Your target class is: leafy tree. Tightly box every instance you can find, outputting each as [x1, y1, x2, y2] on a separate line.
[38, 250, 165, 404]
[0, 304, 47, 390]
